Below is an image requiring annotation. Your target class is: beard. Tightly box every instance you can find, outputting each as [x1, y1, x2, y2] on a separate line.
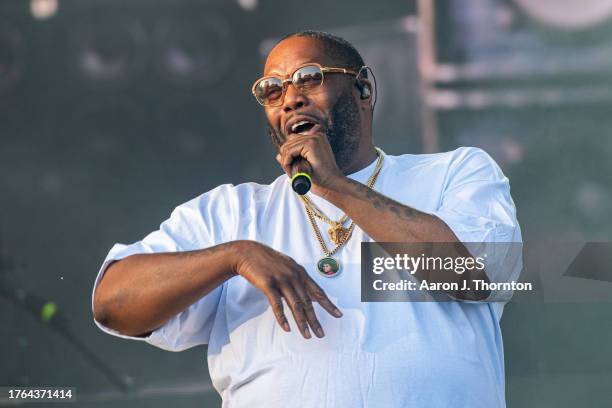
[267, 86, 362, 172]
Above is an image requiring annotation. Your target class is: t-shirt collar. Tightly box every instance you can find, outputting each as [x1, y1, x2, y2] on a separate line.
[346, 147, 384, 184]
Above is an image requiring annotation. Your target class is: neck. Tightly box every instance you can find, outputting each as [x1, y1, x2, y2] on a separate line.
[340, 142, 378, 175]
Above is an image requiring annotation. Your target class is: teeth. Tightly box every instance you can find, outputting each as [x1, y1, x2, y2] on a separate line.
[291, 120, 310, 132]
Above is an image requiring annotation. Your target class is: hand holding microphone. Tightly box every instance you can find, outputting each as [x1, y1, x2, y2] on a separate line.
[290, 158, 313, 195]
[276, 128, 343, 197]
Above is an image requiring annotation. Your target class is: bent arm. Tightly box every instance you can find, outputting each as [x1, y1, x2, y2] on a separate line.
[93, 241, 241, 337]
[322, 177, 456, 243]
[320, 178, 496, 300]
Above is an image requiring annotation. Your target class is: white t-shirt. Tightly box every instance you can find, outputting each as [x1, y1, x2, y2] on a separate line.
[92, 146, 522, 408]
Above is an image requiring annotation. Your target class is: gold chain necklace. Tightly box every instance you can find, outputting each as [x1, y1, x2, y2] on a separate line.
[300, 148, 384, 277]
[300, 148, 383, 245]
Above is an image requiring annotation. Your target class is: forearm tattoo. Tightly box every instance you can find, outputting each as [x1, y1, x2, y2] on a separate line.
[345, 178, 422, 221]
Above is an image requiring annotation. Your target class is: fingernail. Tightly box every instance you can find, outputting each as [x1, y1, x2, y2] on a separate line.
[282, 321, 290, 331]
[334, 308, 343, 317]
[316, 327, 325, 337]
[304, 327, 311, 339]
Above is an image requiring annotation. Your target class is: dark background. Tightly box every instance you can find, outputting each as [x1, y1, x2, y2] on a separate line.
[1, 0, 612, 407]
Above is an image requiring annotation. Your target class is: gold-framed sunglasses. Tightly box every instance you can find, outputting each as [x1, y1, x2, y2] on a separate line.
[251, 63, 363, 107]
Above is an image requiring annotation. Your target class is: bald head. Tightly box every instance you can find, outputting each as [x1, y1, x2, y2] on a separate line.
[277, 31, 367, 77]
[258, 33, 376, 174]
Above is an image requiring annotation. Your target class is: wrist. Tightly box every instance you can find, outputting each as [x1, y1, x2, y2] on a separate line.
[227, 240, 258, 277]
[318, 175, 351, 205]
[216, 240, 250, 278]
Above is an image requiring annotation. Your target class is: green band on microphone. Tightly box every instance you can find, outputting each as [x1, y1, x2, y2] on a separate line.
[291, 172, 312, 183]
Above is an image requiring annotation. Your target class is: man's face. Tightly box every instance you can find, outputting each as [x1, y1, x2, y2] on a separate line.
[323, 263, 332, 273]
[262, 36, 362, 171]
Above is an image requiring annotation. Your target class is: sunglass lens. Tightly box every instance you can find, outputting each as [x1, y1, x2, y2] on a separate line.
[255, 77, 283, 105]
[293, 65, 323, 90]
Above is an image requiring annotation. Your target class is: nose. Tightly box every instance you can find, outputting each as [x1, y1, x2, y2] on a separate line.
[282, 82, 309, 113]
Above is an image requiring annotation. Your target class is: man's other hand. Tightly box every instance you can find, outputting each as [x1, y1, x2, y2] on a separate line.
[233, 240, 343, 339]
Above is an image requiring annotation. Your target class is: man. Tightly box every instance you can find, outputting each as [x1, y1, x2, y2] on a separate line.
[92, 31, 521, 407]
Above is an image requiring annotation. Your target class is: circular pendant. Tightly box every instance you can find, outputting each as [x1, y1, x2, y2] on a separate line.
[317, 257, 341, 277]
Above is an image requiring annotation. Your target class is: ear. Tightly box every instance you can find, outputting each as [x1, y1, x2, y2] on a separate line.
[356, 66, 376, 112]
[357, 78, 373, 100]
[355, 77, 373, 115]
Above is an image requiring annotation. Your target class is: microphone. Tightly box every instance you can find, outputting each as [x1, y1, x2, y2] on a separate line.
[290, 158, 312, 195]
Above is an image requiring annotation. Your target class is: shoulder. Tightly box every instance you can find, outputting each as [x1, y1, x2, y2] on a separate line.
[386, 146, 494, 167]
[161, 177, 286, 244]
[173, 176, 287, 218]
[385, 146, 503, 180]
[443, 146, 505, 182]
[446, 146, 502, 173]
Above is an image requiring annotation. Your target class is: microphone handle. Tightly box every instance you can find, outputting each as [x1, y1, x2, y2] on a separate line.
[290, 158, 313, 195]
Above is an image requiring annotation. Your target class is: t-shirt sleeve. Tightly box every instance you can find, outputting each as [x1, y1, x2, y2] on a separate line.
[91, 184, 236, 351]
[432, 147, 523, 302]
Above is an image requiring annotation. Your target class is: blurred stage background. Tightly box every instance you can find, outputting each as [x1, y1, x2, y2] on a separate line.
[1, 0, 612, 407]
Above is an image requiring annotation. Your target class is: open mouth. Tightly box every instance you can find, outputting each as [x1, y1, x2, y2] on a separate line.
[288, 119, 321, 135]
[292, 120, 315, 134]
